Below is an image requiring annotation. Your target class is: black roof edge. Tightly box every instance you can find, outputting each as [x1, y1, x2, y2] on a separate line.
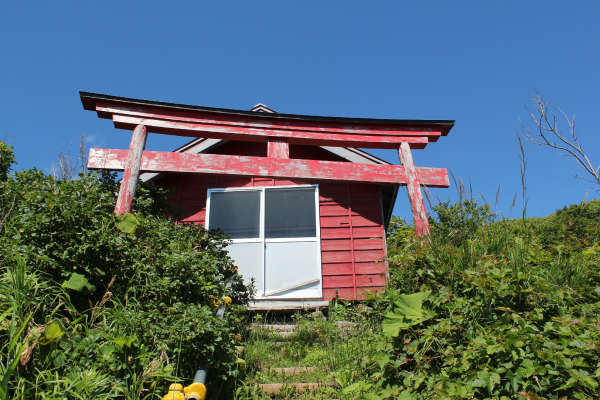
[80, 91, 455, 129]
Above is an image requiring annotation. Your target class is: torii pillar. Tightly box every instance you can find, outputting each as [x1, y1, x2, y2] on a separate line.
[398, 142, 430, 236]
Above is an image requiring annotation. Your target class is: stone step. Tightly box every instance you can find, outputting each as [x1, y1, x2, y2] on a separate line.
[270, 366, 321, 376]
[336, 321, 359, 329]
[273, 341, 291, 347]
[257, 382, 337, 394]
[250, 323, 299, 332]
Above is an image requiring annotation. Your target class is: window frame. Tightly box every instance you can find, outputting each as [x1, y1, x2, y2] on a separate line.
[206, 184, 322, 298]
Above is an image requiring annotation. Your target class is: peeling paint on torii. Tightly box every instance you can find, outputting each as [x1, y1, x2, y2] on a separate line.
[80, 92, 454, 236]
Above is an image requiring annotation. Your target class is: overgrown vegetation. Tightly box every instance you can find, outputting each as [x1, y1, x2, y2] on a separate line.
[0, 142, 250, 399]
[3, 139, 600, 399]
[362, 199, 600, 399]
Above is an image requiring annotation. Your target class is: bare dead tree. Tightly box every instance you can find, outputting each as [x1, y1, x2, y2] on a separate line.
[519, 90, 600, 192]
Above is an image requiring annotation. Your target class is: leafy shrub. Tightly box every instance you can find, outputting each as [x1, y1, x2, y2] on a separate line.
[508, 200, 600, 249]
[0, 146, 251, 398]
[430, 199, 496, 246]
[364, 200, 600, 399]
[0, 141, 16, 181]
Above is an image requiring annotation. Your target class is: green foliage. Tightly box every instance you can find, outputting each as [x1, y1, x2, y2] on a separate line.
[239, 306, 386, 399]
[369, 199, 600, 399]
[0, 142, 16, 181]
[381, 291, 434, 338]
[0, 152, 251, 399]
[430, 198, 496, 245]
[509, 199, 600, 249]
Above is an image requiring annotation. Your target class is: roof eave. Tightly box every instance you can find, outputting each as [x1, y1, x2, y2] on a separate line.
[80, 91, 455, 129]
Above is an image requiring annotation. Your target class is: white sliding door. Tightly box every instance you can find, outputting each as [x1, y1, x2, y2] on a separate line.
[207, 190, 263, 292]
[207, 186, 321, 299]
[264, 188, 320, 298]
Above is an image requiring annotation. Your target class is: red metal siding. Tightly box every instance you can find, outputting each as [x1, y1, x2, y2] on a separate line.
[154, 141, 388, 300]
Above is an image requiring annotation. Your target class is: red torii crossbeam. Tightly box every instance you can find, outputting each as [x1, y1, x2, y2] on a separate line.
[81, 92, 454, 236]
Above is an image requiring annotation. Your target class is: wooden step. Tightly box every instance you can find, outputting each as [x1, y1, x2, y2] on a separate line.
[273, 342, 291, 347]
[257, 382, 337, 394]
[271, 366, 320, 376]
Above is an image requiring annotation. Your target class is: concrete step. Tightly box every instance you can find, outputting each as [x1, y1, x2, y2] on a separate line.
[257, 382, 337, 394]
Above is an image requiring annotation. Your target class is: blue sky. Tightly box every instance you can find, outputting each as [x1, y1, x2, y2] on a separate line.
[1, 2, 599, 223]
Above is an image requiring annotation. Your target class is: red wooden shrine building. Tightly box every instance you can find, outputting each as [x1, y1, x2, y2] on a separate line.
[80, 92, 454, 310]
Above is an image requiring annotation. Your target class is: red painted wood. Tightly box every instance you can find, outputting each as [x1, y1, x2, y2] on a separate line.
[351, 214, 381, 227]
[323, 287, 358, 300]
[267, 138, 289, 159]
[350, 226, 383, 238]
[347, 183, 358, 295]
[94, 101, 449, 138]
[320, 227, 352, 239]
[322, 251, 352, 263]
[354, 250, 386, 262]
[178, 190, 208, 201]
[114, 124, 147, 215]
[353, 238, 384, 250]
[90, 100, 449, 149]
[355, 262, 387, 274]
[320, 204, 351, 217]
[398, 142, 430, 236]
[321, 263, 354, 275]
[356, 274, 386, 286]
[319, 216, 350, 228]
[323, 275, 354, 288]
[348, 193, 381, 204]
[274, 179, 309, 186]
[88, 148, 450, 187]
[319, 184, 349, 194]
[320, 239, 353, 251]
[252, 177, 274, 186]
[112, 115, 432, 149]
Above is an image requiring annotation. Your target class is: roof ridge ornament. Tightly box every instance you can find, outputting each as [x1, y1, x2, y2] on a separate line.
[250, 103, 276, 113]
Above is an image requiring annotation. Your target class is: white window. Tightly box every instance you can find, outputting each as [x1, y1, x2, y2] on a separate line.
[206, 186, 322, 299]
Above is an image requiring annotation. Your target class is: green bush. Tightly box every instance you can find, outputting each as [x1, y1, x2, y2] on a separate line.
[0, 146, 251, 399]
[508, 200, 600, 249]
[362, 200, 600, 399]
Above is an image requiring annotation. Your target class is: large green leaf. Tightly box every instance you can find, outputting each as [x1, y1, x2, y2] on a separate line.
[42, 321, 66, 343]
[112, 336, 137, 348]
[117, 213, 138, 233]
[382, 291, 434, 338]
[62, 273, 88, 291]
[397, 390, 414, 400]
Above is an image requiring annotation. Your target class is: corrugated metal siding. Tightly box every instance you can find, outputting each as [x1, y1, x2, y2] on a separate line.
[154, 141, 388, 300]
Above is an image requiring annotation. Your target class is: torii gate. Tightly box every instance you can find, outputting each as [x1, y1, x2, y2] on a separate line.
[81, 92, 454, 236]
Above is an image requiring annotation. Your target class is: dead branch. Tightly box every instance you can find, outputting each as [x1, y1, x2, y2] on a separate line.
[50, 133, 88, 180]
[519, 89, 600, 191]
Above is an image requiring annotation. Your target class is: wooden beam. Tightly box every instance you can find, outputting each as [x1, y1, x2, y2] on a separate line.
[95, 102, 446, 138]
[398, 142, 430, 236]
[111, 115, 433, 149]
[88, 148, 450, 187]
[114, 125, 147, 215]
[267, 138, 289, 158]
